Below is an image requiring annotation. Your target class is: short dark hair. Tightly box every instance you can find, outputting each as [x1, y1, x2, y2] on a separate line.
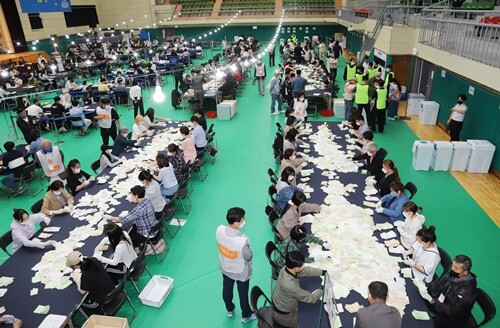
[4, 141, 15, 151]
[130, 185, 146, 198]
[283, 148, 295, 159]
[454, 255, 472, 271]
[290, 224, 307, 243]
[54, 96, 61, 102]
[285, 250, 305, 269]
[458, 94, 467, 101]
[363, 131, 373, 141]
[286, 116, 296, 126]
[180, 126, 189, 135]
[226, 207, 245, 224]
[356, 116, 365, 122]
[71, 99, 79, 106]
[138, 170, 153, 182]
[389, 181, 405, 193]
[368, 281, 388, 300]
[156, 153, 170, 168]
[49, 180, 64, 191]
[167, 143, 179, 153]
[291, 191, 307, 206]
[285, 128, 299, 142]
[100, 97, 110, 104]
[416, 226, 437, 243]
[67, 159, 80, 174]
[190, 116, 199, 123]
[296, 69, 302, 75]
[13, 208, 28, 222]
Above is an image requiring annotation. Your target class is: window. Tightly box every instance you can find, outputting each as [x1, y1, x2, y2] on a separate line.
[28, 13, 43, 30]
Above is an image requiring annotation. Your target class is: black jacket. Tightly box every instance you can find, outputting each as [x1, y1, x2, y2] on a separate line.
[428, 271, 477, 321]
[352, 152, 384, 179]
[375, 173, 399, 196]
[16, 116, 38, 143]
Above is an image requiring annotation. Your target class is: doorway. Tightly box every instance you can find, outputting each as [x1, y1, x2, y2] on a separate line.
[412, 58, 435, 100]
[392, 55, 412, 88]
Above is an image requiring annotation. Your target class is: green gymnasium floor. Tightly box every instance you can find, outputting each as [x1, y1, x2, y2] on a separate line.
[0, 50, 498, 327]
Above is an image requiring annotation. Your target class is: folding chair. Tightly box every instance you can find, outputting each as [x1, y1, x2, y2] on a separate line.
[0, 230, 13, 256]
[91, 160, 100, 175]
[176, 181, 192, 214]
[467, 288, 497, 328]
[145, 221, 169, 262]
[162, 194, 181, 238]
[19, 162, 43, 196]
[404, 182, 418, 199]
[249, 286, 287, 328]
[126, 242, 152, 294]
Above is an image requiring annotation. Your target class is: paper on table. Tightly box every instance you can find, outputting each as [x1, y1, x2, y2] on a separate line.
[38, 233, 52, 239]
[401, 268, 413, 278]
[366, 196, 379, 202]
[345, 302, 363, 313]
[375, 222, 394, 231]
[363, 201, 377, 208]
[412, 310, 430, 320]
[333, 285, 350, 299]
[380, 231, 397, 239]
[301, 177, 310, 182]
[388, 246, 406, 255]
[43, 227, 60, 233]
[0, 288, 7, 297]
[0, 277, 14, 287]
[0, 306, 5, 314]
[38, 314, 68, 328]
[119, 211, 129, 217]
[30, 288, 39, 296]
[336, 303, 344, 313]
[299, 214, 315, 224]
[334, 316, 342, 328]
[34, 305, 50, 314]
[384, 239, 400, 247]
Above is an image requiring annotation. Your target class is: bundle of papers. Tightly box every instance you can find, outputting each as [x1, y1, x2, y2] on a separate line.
[412, 310, 430, 320]
[0, 277, 14, 287]
[34, 305, 50, 315]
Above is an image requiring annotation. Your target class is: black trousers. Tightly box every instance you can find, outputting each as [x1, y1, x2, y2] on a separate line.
[449, 119, 463, 141]
[357, 103, 371, 126]
[129, 224, 148, 248]
[174, 76, 182, 91]
[133, 98, 145, 117]
[269, 53, 275, 67]
[100, 123, 117, 146]
[373, 108, 386, 132]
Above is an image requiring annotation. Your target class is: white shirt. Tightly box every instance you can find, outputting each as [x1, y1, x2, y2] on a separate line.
[293, 98, 308, 120]
[95, 232, 137, 268]
[26, 104, 44, 118]
[450, 103, 468, 122]
[145, 180, 166, 212]
[96, 106, 113, 129]
[132, 123, 147, 140]
[411, 241, 440, 283]
[129, 85, 142, 100]
[344, 82, 356, 101]
[398, 213, 425, 249]
[11, 214, 48, 253]
[158, 165, 178, 189]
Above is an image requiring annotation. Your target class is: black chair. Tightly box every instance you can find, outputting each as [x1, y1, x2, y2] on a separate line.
[100, 278, 136, 323]
[162, 194, 181, 238]
[250, 286, 287, 328]
[206, 123, 214, 136]
[127, 242, 152, 294]
[268, 185, 280, 214]
[19, 162, 43, 196]
[467, 288, 497, 328]
[0, 230, 13, 256]
[265, 241, 283, 294]
[268, 210, 283, 244]
[267, 168, 278, 185]
[31, 199, 44, 214]
[275, 122, 284, 134]
[378, 147, 388, 159]
[127, 132, 133, 140]
[176, 181, 192, 214]
[404, 182, 418, 199]
[146, 221, 169, 262]
[90, 159, 100, 175]
[192, 151, 208, 181]
[433, 247, 452, 281]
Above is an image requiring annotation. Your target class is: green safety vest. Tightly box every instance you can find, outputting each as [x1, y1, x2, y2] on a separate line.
[367, 68, 377, 79]
[346, 65, 357, 80]
[355, 84, 369, 104]
[355, 73, 365, 84]
[384, 71, 394, 86]
[376, 88, 388, 109]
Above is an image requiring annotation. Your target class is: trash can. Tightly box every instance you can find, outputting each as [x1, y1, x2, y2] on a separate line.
[430, 141, 453, 171]
[419, 101, 440, 125]
[412, 140, 434, 171]
[449, 141, 471, 171]
[466, 140, 496, 173]
[407, 93, 425, 116]
[333, 98, 345, 119]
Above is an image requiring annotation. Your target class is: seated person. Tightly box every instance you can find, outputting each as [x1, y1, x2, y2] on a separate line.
[66, 159, 95, 196]
[194, 110, 207, 132]
[27, 130, 45, 156]
[375, 159, 400, 196]
[280, 148, 306, 177]
[69, 99, 91, 133]
[272, 251, 324, 327]
[218, 73, 237, 98]
[131, 115, 149, 140]
[398, 201, 425, 249]
[358, 131, 374, 153]
[36, 140, 66, 182]
[276, 167, 300, 211]
[352, 143, 384, 179]
[375, 181, 409, 222]
[277, 191, 321, 239]
[292, 92, 308, 122]
[426, 255, 477, 328]
[66, 251, 115, 316]
[276, 224, 329, 268]
[352, 115, 370, 139]
[49, 96, 67, 133]
[26, 99, 45, 118]
[11, 208, 53, 253]
[155, 154, 179, 199]
[1, 141, 26, 195]
[166, 144, 189, 183]
[105, 185, 157, 249]
[0, 315, 22, 328]
[112, 126, 137, 156]
[138, 170, 166, 220]
[283, 128, 300, 152]
[143, 107, 168, 129]
[355, 281, 401, 328]
[65, 78, 80, 91]
[99, 144, 122, 171]
[403, 226, 440, 283]
[179, 126, 196, 164]
[41, 180, 74, 216]
[97, 78, 110, 91]
[285, 115, 301, 134]
[190, 116, 207, 151]
[94, 223, 137, 283]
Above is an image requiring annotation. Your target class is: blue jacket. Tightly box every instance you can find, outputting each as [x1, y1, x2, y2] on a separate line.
[379, 192, 409, 221]
[111, 135, 135, 156]
[276, 185, 299, 211]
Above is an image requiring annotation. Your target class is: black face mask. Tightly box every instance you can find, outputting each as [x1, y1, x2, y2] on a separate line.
[457, 101, 464, 105]
[449, 270, 460, 278]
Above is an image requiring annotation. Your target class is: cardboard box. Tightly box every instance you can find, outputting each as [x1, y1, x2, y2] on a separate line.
[83, 315, 129, 328]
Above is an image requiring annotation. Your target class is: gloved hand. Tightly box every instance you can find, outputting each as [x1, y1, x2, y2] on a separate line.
[300, 162, 308, 167]
[121, 156, 126, 162]
[322, 242, 332, 251]
[349, 129, 354, 134]
[375, 207, 384, 213]
[89, 176, 95, 181]
[64, 206, 73, 213]
[376, 201, 382, 208]
[45, 240, 56, 247]
[0, 315, 16, 324]
[103, 214, 113, 221]
[83, 180, 90, 187]
[402, 259, 415, 267]
[418, 286, 433, 302]
[51, 208, 65, 215]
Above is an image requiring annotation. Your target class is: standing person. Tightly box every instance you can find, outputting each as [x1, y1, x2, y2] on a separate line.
[215, 207, 257, 323]
[192, 68, 206, 110]
[355, 281, 401, 328]
[343, 78, 356, 119]
[268, 69, 283, 115]
[1, 141, 26, 195]
[383, 65, 395, 87]
[268, 46, 275, 67]
[254, 59, 266, 96]
[290, 70, 308, 97]
[447, 94, 468, 141]
[425, 255, 477, 328]
[371, 82, 388, 133]
[94, 97, 120, 146]
[343, 57, 357, 82]
[129, 80, 144, 117]
[354, 76, 371, 125]
[36, 140, 66, 182]
[15, 108, 37, 143]
[173, 62, 184, 91]
[387, 79, 401, 120]
[327, 54, 338, 81]
[293, 43, 304, 64]
[194, 110, 207, 132]
[332, 40, 342, 59]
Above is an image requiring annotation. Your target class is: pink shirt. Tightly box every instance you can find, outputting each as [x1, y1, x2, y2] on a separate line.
[180, 135, 196, 164]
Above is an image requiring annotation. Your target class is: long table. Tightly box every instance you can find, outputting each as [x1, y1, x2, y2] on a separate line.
[297, 122, 434, 328]
[0, 123, 179, 327]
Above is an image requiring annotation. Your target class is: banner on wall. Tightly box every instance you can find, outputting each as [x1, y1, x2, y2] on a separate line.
[20, 0, 72, 13]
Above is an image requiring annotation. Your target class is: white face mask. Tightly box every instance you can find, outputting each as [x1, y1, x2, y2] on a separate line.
[53, 191, 62, 196]
[403, 211, 411, 219]
[288, 176, 294, 182]
[382, 168, 388, 174]
[367, 151, 374, 157]
[239, 220, 246, 229]
[73, 168, 81, 174]
[290, 155, 296, 160]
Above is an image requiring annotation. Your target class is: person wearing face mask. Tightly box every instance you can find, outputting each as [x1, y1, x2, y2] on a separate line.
[155, 154, 179, 200]
[358, 131, 374, 153]
[254, 59, 266, 96]
[276, 166, 301, 211]
[447, 94, 468, 142]
[112, 126, 139, 156]
[66, 159, 94, 196]
[283, 128, 301, 152]
[277, 191, 321, 238]
[353, 76, 371, 127]
[343, 78, 356, 119]
[215, 207, 257, 323]
[276, 224, 330, 268]
[104, 185, 157, 249]
[292, 92, 308, 122]
[387, 79, 401, 120]
[397, 201, 425, 249]
[36, 140, 66, 182]
[370, 82, 388, 133]
[166, 143, 189, 183]
[15, 108, 37, 143]
[353, 143, 384, 179]
[280, 148, 306, 177]
[425, 255, 477, 328]
[354, 281, 401, 328]
[272, 251, 325, 327]
[41, 180, 74, 216]
[290, 69, 308, 98]
[11, 208, 54, 253]
[131, 115, 149, 140]
[402, 226, 440, 283]
[99, 144, 123, 171]
[374, 159, 400, 196]
[343, 57, 357, 82]
[94, 97, 121, 146]
[138, 170, 166, 220]
[383, 65, 395, 88]
[179, 125, 196, 164]
[375, 181, 409, 221]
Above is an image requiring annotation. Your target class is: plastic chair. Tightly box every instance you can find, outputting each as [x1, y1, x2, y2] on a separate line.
[31, 199, 44, 214]
[91, 159, 100, 175]
[0, 231, 13, 256]
[275, 122, 284, 134]
[378, 147, 388, 159]
[127, 242, 152, 294]
[467, 288, 497, 327]
[433, 247, 452, 281]
[404, 182, 418, 199]
[249, 286, 287, 328]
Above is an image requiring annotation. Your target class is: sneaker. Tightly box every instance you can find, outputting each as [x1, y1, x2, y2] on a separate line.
[241, 313, 257, 323]
[227, 311, 233, 318]
[272, 111, 279, 115]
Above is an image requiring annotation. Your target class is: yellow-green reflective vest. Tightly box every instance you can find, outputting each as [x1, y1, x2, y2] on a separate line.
[368, 68, 377, 79]
[355, 84, 369, 104]
[384, 71, 394, 86]
[376, 88, 388, 109]
[346, 65, 357, 80]
[355, 73, 365, 84]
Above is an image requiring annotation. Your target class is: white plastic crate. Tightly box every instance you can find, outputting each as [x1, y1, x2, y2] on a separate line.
[139, 275, 174, 308]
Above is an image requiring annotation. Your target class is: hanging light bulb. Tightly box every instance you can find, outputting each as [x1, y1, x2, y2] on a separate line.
[153, 75, 165, 103]
[1, 70, 9, 77]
